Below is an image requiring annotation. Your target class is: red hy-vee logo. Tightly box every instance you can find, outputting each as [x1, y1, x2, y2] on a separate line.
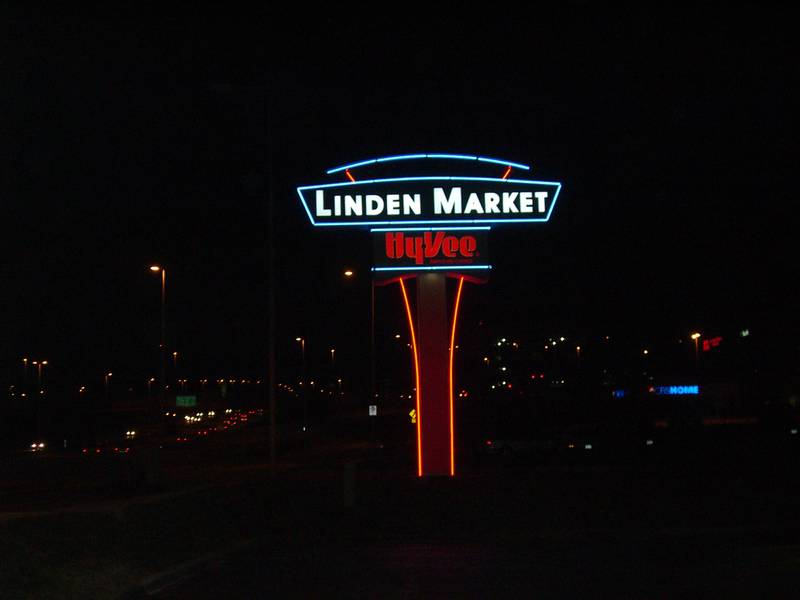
[384, 231, 478, 265]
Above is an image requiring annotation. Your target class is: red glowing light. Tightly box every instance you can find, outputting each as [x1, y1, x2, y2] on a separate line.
[449, 277, 465, 476]
[400, 278, 423, 477]
[501, 165, 512, 180]
[345, 169, 355, 182]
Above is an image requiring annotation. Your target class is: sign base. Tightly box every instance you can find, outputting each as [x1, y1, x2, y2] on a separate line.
[397, 273, 474, 477]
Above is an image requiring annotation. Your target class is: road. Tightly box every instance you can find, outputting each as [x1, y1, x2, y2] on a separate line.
[0, 409, 271, 512]
[146, 457, 800, 598]
[4, 413, 800, 598]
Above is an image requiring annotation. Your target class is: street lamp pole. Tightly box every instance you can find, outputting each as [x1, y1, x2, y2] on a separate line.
[32, 360, 47, 392]
[150, 266, 166, 410]
[691, 332, 701, 372]
[296, 337, 306, 430]
[105, 372, 112, 403]
[32, 360, 46, 439]
[370, 280, 375, 403]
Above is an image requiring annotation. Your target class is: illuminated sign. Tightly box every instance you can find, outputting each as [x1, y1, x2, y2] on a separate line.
[296, 154, 561, 227]
[612, 390, 626, 398]
[326, 153, 532, 174]
[299, 179, 560, 226]
[653, 385, 699, 396]
[176, 395, 197, 407]
[373, 228, 489, 271]
[297, 153, 561, 478]
[702, 336, 722, 351]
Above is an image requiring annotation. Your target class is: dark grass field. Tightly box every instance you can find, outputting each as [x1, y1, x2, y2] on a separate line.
[3, 422, 800, 599]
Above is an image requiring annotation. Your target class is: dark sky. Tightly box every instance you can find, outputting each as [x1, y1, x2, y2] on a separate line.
[3, 6, 798, 391]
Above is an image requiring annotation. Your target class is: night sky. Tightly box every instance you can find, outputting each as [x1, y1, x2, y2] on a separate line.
[4, 7, 798, 392]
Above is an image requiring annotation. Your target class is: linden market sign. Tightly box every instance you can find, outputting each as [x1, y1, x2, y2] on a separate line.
[296, 153, 561, 271]
[296, 154, 561, 228]
[296, 153, 562, 477]
[298, 178, 560, 227]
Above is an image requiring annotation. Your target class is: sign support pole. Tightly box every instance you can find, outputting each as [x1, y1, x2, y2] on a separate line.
[415, 273, 451, 476]
[399, 274, 469, 477]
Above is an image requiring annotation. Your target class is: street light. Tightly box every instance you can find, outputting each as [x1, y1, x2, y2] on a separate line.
[296, 337, 306, 430]
[22, 357, 29, 396]
[370, 278, 375, 402]
[330, 348, 335, 368]
[342, 267, 375, 401]
[31, 360, 47, 439]
[691, 332, 701, 370]
[32, 360, 47, 391]
[149, 265, 166, 408]
[104, 372, 112, 403]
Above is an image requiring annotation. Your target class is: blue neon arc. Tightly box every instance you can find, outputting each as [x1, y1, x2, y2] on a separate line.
[296, 176, 562, 227]
[326, 154, 531, 174]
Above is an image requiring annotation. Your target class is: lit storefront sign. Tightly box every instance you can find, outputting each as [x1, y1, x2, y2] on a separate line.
[297, 153, 561, 228]
[298, 179, 560, 227]
[653, 385, 700, 396]
[372, 228, 490, 272]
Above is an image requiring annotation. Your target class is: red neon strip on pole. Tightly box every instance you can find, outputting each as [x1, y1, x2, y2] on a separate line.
[448, 276, 465, 476]
[399, 278, 423, 477]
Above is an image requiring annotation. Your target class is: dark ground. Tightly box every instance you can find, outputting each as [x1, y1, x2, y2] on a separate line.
[148, 454, 800, 600]
[3, 417, 800, 599]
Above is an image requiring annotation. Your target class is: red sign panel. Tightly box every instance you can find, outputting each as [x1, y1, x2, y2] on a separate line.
[373, 230, 489, 269]
[702, 336, 723, 351]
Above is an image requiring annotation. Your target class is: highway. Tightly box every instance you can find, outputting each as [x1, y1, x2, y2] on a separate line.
[3, 411, 800, 598]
